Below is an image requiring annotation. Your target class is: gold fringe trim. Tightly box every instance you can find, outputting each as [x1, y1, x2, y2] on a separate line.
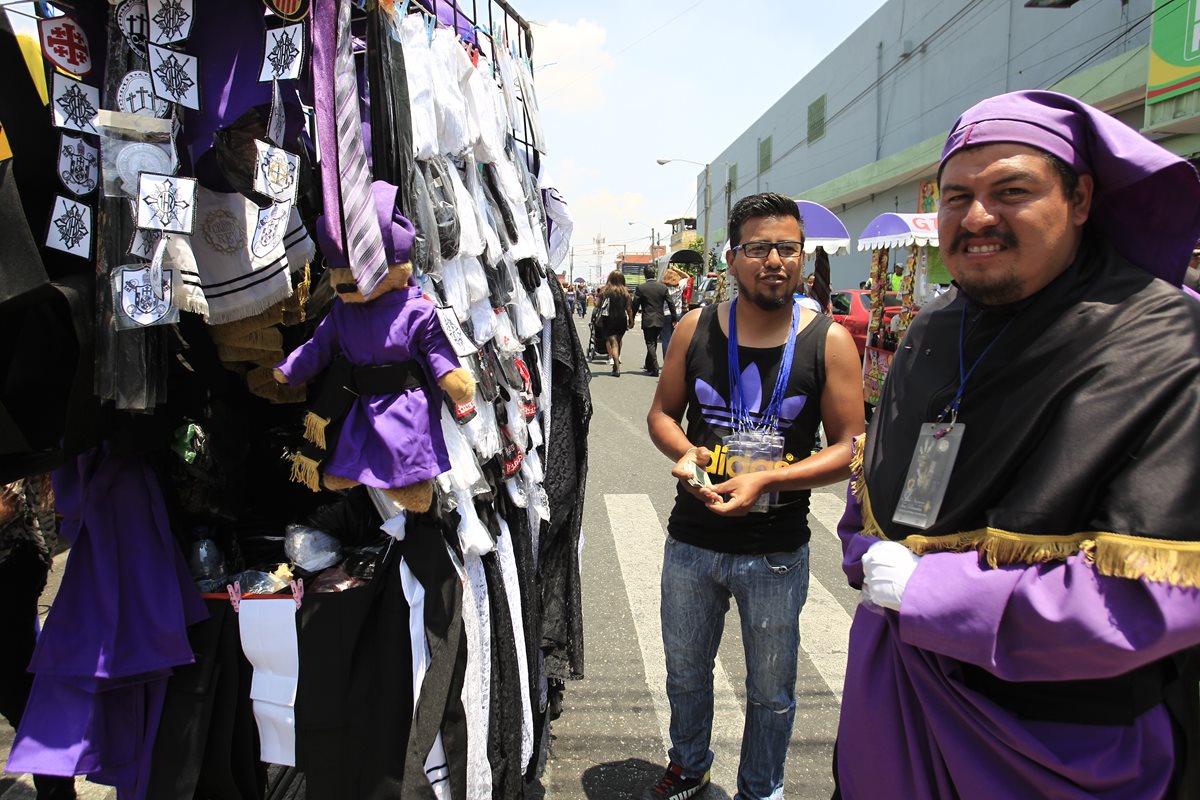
[302, 412, 329, 449]
[1087, 534, 1200, 589]
[849, 435, 888, 540]
[290, 454, 323, 492]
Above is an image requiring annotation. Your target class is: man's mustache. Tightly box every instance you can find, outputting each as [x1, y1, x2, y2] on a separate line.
[949, 228, 1018, 254]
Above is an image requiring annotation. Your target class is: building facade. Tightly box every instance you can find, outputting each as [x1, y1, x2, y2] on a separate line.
[694, 0, 1192, 288]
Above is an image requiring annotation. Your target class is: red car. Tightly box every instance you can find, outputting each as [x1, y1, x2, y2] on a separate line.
[830, 290, 901, 356]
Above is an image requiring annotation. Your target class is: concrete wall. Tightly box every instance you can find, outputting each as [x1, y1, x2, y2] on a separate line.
[695, 0, 1155, 289]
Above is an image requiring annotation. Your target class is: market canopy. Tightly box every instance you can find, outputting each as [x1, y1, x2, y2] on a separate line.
[856, 213, 940, 251]
[796, 200, 851, 256]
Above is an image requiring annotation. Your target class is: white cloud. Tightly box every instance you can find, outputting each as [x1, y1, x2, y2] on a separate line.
[529, 19, 614, 114]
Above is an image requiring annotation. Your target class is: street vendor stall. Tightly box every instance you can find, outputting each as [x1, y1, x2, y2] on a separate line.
[0, 1, 591, 798]
[855, 212, 949, 408]
[796, 199, 851, 311]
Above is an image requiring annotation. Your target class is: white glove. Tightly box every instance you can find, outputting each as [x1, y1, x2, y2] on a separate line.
[861, 540, 921, 611]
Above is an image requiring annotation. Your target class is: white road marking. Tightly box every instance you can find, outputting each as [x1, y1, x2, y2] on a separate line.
[606, 494, 742, 791]
[804, 490, 855, 699]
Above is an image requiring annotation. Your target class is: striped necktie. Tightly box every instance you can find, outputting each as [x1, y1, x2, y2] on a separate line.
[321, 0, 388, 296]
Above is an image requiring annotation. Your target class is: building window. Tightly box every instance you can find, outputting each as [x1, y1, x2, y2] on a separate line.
[758, 136, 772, 175]
[727, 163, 738, 194]
[808, 95, 826, 144]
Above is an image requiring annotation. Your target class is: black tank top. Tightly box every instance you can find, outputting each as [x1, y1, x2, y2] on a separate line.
[667, 304, 830, 553]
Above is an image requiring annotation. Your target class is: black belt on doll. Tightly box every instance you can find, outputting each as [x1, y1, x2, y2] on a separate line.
[290, 355, 429, 492]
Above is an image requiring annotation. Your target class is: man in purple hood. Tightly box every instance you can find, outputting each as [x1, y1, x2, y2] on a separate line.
[835, 90, 1200, 798]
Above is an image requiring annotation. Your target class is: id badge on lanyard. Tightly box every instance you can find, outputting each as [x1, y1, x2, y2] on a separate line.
[891, 302, 1011, 529]
[725, 298, 800, 514]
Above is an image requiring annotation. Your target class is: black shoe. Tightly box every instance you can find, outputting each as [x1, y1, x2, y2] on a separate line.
[644, 763, 710, 799]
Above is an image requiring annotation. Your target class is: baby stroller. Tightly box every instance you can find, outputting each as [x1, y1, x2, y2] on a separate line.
[586, 309, 604, 361]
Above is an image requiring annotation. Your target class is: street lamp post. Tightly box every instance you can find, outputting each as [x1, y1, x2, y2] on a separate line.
[657, 157, 712, 270]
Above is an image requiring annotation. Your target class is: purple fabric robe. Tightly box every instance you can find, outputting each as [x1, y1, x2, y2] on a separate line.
[835, 481, 1200, 799]
[7, 447, 207, 799]
[276, 285, 460, 489]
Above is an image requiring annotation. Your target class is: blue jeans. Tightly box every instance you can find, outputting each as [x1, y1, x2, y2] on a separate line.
[660, 323, 673, 359]
[661, 537, 809, 800]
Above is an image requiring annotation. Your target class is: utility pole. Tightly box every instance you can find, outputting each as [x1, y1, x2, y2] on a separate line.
[703, 162, 711, 271]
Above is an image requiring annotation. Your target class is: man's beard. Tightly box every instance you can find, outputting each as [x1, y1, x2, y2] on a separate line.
[736, 277, 793, 310]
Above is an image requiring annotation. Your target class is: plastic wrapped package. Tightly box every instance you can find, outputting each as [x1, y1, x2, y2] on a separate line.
[307, 564, 366, 593]
[501, 388, 530, 452]
[445, 158, 484, 257]
[523, 446, 545, 484]
[284, 524, 342, 572]
[409, 162, 441, 275]
[462, 62, 506, 165]
[400, 15, 438, 160]
[527, 417, 545, 451]
[421, 158, 461, 260]
[469, 298, 499, 345]
[462, 388, 503, 460]
[491, 308, 523, 353]
[444, 488, 493, 556]
[189, 539, 228, 592]
[436, 405, 487, 495]
[429, 28, 472, 156]
[509, 289, 542, 342]
[229, 569, 289, 595]
[460, 254, 490, 305]
[440, 257, 471, 320]
[534, 278, 556, 322]
[463, 156, 505, 265]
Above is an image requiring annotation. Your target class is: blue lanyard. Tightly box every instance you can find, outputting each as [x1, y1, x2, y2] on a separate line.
[939, 301, 1012, 423]
[727, 298, 801, 433]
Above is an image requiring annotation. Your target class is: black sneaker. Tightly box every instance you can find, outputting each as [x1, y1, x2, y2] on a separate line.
[644, 762, 710, 799]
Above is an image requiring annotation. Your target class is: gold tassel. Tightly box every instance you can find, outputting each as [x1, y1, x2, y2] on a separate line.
[303, 412, 330, 449]
[290, 454, 323, 492]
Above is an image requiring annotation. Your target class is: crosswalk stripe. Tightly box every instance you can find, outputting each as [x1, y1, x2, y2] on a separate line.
[808, 490, 849, 541]
[605, 493, 743, 792]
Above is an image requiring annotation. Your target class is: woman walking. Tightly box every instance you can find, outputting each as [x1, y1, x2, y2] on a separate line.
[595, 271, 635, 376]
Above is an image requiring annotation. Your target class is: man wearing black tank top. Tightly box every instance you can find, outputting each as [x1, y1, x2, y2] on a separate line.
[644, 193, 865, 800]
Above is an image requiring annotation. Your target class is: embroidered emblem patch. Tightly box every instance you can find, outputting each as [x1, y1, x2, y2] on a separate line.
[266, 79, 286, 146]
[251, 201, 291, 259]
[116, 0, 150, 53]
[51, 74, 98, 133]
[148, 0, 193, 44]
[57, 135, 98, 196]
[260, 23, 303, 82]
[118, 265, 174, 326]
[253, 140, 299, 203]
[137, 173, 196, 234]
[117, 70, 172, 118]
[46, 195, 92, 258]
[129, 227, 164, 260]
[147, 43, 201, 110]
[262, 0, 311, 22]
[202, 208, 247, 255]
[39, 16, 92, 77]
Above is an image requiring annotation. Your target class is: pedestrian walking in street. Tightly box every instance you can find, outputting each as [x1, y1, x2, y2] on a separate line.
[631, 265, 678, 377]
[595, 271, 635, 377]
[835, 90, 1200, 799]
[645, 192, 865, 799]
[660, 268, 687, 359]
[575, 283, 588, 318]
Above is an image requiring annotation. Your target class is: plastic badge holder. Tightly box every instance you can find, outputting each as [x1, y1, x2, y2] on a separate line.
[722, 430, 785, 514]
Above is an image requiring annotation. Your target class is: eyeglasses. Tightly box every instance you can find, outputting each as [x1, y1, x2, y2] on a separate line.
[731, 240, 804, 260]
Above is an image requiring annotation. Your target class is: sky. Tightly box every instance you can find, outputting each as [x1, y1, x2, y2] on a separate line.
[516, 0, 890, 281]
